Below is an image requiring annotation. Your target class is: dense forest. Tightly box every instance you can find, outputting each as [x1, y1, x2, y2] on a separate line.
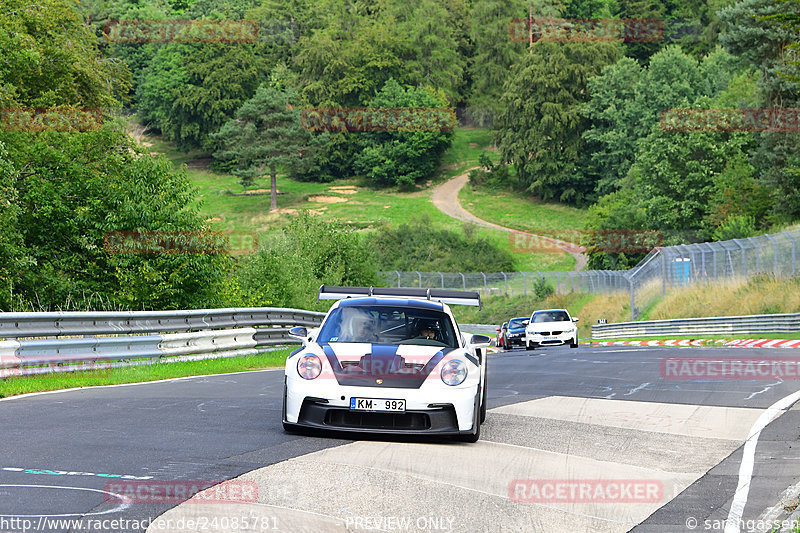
[0, 0, 798, 310]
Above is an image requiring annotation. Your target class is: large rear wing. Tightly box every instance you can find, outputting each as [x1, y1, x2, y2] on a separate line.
[317, 285, 481, 308]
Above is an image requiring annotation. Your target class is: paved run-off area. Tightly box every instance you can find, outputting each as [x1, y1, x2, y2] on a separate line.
[150, 394, 764, 532]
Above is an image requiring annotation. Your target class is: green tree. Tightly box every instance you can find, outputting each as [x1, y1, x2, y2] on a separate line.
[466, 0, 527, 126]
[212, 85, 311, 209]
[496, 41, 620, 204]
[352, 79, 454, 189]
[237, 212, 378, 310]
[0, 141, 29, 310]
[1, 127, 230, 310]
[719, 0, 800, 221]
[0, 0, 130, 109]
[137, 42, 265, 149]
[583, 46, 741, 196]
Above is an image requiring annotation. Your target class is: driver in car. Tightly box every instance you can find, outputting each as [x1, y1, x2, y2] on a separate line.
[412, 319, 441, 342]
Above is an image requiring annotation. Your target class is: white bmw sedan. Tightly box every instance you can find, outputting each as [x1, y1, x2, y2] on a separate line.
[524, 308, 579, 350]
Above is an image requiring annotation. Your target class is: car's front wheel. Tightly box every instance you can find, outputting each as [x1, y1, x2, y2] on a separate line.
[570, 336, 578, 348]
[459, 390, 482, 443]
[281, 382, 298, 433]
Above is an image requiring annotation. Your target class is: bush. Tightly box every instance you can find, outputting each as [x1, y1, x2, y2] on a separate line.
[367, 215, 514, 272]
[232, 212, 378, 310]
[532, 276, 555, 299]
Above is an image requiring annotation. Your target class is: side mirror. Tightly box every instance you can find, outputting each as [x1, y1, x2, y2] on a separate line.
[470, 334, 491, 346]
[288, 326, 308, 338]
[572, 317, 579, 322]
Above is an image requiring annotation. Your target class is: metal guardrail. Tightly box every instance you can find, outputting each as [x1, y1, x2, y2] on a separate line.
[591, 313, 800, 339]
[0, 308, 326, 379]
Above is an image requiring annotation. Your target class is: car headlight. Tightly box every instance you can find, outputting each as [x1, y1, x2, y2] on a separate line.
[297, 354, 322, 380]
[441, 359, 467, 386]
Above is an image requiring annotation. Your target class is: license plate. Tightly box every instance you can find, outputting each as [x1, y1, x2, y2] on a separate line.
[543, 336, 557, 340]
[350, 398, 406, 412]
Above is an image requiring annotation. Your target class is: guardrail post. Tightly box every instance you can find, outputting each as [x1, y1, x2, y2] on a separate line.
[784, 232, 797, 274]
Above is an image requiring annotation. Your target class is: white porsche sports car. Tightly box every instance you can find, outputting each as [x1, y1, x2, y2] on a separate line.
[282, 286, 490, 442]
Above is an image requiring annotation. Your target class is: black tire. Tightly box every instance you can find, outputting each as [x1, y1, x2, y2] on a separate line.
[281, 381, 297, 433]
[570, 336, 578, 348]
[459, 391, 482, 443]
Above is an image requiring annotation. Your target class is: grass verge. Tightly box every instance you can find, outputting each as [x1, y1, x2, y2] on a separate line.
[459, 183, 588, 234]
[0, 349, 291, 398]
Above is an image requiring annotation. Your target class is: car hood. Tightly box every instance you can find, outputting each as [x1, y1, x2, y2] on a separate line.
[318, 343, 457, 388]
[526, 322, 574, 332]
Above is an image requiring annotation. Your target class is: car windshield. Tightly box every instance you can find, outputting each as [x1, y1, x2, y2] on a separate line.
[508, 318, 528, 328]
[532, 311, 570, 323]
[316, 305, 459, 348]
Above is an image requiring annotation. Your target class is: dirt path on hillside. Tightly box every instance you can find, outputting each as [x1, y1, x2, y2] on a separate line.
[430, 168, 588, 271]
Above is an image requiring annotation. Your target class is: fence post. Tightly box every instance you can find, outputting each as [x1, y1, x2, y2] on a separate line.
[460, 272, 466, 291]
[785, 232, 797, 274]
[555, 272, 560, 294]
[765, 234, 778, 276]
[502, 272, 508, 295]
[437, 271, 444, 289]
[629, 277, 635, 321]
[522, 272, 527, 295]
[734, 239, 747, 277]
[481, 272, 487, 291]
[661, 250, 667, 297]
[747, 237, 760, 273]
[394, 270, 401, 287]
[415, 271, 422, 287]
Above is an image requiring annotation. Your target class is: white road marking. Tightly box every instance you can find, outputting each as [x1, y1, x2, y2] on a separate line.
[0, 368, 281, 403]
[0, 484, 130, 517]
[724, 389, 800, 533]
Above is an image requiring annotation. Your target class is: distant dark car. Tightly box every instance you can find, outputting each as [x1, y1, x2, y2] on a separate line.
[500, 317, 529, 349]
[496, 322, 508, 349]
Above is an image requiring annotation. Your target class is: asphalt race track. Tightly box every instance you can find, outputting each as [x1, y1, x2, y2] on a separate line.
[1, 344, 800, 533]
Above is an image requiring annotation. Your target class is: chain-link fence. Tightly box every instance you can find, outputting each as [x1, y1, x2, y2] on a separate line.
[380, 228, 800, 320]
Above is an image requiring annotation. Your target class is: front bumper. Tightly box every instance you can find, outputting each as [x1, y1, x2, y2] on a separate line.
[505, 333, 525, 345]
[525, 330, 576, 346]
[284, 379, 478, 434]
